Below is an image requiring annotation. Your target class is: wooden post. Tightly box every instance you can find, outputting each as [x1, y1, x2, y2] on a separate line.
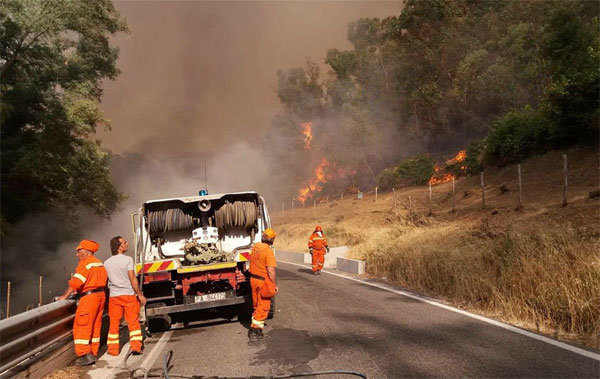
[291, 199, 294, 210]
[480, 172, 486, 209]
[282, 202, 285, 217]
[452, 178, 456, 212]
[39, 276, 43, 307]
[327, 195, 329, 205]
[341, 193, 344, 201]
[562, 154, 568, 206]
[375, 187, 378, 203]
[428, 183, 433, 215]
[517, 164, 523, 210]
[408, 196, 412, 220]
[6, 281, 11, 318]
[392, 188, 397, 211]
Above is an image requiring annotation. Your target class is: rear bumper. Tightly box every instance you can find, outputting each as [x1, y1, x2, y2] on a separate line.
[146, 294, 251, 316]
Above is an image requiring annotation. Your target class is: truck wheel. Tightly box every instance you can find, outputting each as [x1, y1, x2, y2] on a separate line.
[146, 302, 172, 333]
[267, 298, 275, 319]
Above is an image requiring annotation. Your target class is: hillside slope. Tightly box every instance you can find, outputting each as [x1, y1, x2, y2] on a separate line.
[272, 146, 599, 348]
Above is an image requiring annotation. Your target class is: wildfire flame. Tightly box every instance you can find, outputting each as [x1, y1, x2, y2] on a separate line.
[297, 158, 330, 203]
[301, 122, 313, 150]
[428, 150, 467, 185]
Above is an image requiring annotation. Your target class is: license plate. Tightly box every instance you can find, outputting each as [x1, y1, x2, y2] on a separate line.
[195, 292, 227, 303]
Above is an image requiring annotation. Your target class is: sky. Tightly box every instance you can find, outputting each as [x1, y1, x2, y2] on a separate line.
[98, 1, 403, 158]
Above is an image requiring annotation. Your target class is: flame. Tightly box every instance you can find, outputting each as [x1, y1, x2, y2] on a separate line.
[301, 122, 313, 150]
[428, 150, 467, 185]
[297, 158, 330, 203]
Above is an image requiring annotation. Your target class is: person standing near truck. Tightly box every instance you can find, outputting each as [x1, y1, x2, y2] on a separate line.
[56, 240, 107, 366]
[308, 225, 329, 275]
[249, 228, 278, 339]
[104, 236, 147, 356]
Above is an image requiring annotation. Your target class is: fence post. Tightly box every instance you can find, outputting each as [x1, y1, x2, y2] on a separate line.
[392, 188, 396, 211]
[39, 276, 43, 307]
[341, 193, 344, 201]
[282, 202, 285, 217]
[6, 281, 11, 318]
[428, 183, 433, 216]
[518, 164, 523, 210]
[291, 199, 294, 210]
[408, 196, 413, 220]
[375, 187, 378, 203]
[562, 154, 568, 206]
[452, 178, 456, 212]
[480, 172, 486, 209]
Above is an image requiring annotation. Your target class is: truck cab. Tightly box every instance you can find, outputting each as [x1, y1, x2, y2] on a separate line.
[131, 191, 272, 331]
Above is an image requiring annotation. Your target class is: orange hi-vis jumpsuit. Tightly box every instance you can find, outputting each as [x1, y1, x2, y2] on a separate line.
[69, 255, 107, 357]
[107, 295, 141, 355]
[249, 242, 277, 330]
[308, 232, 328, 272]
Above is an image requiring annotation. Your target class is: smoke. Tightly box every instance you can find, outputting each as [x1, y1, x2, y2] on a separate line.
[1, 1, 404, 315]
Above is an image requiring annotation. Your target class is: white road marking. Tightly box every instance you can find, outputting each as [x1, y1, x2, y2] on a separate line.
[140, 330, 173, 373]
[86, 343, 131, 379]
[280, 260, 600, 361]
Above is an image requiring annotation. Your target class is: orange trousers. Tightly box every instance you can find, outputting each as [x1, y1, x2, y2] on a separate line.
[73, 292, 105, 357]
[107, 295, 142, 355]
[250, 278, 271, 330]
[312, 249, 325, 272]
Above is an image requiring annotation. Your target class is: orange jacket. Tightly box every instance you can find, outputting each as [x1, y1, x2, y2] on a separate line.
[69, 255, 108, 293]
[308, 232, 328, 252]
[250, 242, 277, 279]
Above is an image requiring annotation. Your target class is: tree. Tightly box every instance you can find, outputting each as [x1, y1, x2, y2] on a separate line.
[0, 0, 128, 233]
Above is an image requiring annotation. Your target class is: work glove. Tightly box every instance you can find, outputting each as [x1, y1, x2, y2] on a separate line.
[309, 248, 313, 255]
[326, 246, 330, 254]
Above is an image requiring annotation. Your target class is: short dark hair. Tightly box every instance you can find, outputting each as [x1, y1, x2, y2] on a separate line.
[261, 236, 275, 245]
[110, 236, 123, 255]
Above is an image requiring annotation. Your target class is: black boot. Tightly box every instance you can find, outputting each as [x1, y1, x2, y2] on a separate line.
[248, 327, 263, 341]
[75, 353, 95, 366]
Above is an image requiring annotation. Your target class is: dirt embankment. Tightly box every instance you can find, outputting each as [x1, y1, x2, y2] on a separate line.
[273, 146, 600, 348]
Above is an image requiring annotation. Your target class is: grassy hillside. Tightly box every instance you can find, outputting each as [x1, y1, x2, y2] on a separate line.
[272, 146, 599, 348]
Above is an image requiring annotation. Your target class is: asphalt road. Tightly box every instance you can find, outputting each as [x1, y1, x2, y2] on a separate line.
[85, 261, 599, 378]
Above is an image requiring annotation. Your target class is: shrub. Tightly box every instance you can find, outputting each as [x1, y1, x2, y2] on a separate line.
[484, 106, 558, 165]
[377, 155, 435, 189]
[465, 140, 484, 175]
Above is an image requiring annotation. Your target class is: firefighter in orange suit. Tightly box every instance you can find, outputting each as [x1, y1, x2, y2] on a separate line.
[57, 240, 107, 366]
[308, 225, 329, 274]
[249, 228, 278, 339]
[105, 236, 147, 356]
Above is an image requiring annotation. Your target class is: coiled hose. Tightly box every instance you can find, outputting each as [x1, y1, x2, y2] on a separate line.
[215, 201, 257, 230]
[147, 209, 194, 234]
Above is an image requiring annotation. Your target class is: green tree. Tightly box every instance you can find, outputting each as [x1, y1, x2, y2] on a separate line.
[0, 0, 128, 232]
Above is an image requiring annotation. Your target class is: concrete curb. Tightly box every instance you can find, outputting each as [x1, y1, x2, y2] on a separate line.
[276, 247, 366, 275]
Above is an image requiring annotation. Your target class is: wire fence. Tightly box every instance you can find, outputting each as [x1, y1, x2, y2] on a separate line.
[276, 152, 599, 221]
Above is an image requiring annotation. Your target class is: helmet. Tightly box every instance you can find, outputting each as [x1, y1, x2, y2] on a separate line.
[263, 228, 277, 239]
[315, 225, 323, 232]
[76, 239, 99, 253]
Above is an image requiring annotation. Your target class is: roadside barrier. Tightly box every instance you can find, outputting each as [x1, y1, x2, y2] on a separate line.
[0, 299, 76, 376]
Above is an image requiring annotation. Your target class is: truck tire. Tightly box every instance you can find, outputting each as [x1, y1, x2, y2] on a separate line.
[267, 298, 275, 319]
[146, 302, 172, 333]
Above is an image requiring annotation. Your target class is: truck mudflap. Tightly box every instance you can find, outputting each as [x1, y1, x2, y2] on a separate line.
[146, 292, 251, 317]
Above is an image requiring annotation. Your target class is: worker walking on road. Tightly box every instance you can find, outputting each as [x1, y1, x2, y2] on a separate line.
[249, 228, 278, 340]
[308, 225, 329, 275]
[105, 236, 147, 356]
[56, 240, 107, 366]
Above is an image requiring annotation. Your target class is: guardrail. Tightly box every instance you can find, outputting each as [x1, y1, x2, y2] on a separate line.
[0, 299, 76, 375]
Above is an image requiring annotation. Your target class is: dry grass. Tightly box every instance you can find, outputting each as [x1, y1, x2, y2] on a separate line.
[273, 146, 600, 348]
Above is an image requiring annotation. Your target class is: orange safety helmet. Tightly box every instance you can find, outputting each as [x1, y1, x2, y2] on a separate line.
[263, 228, 277, 239]
[314, 225, 323, 232]
[76, 239, 99, 253]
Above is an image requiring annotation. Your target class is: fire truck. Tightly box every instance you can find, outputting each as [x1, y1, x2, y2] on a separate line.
[131, 191, 274, 332]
